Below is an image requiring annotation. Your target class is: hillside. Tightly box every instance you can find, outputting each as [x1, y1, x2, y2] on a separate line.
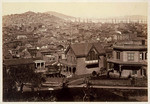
[45, 11, 75, 20]
[3, 11, 64, 27]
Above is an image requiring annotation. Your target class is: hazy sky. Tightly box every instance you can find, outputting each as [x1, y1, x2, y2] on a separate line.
[2, 2, 148, 18]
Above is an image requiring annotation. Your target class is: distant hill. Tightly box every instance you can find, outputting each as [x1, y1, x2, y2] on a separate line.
[45, 11, 75, 20]
[3, 11, 64, 27]
[3, 11, 147, 27]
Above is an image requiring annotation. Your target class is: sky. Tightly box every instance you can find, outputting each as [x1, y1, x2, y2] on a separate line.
[2, 2, 148, 18]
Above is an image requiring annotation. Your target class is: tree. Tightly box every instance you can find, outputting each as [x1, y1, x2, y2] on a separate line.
[92, 71, 97, 77]
[30, 73, 46, 91]
[8, 65, 45, 93]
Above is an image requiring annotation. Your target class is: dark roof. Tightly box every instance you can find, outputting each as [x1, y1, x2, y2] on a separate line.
[107, 59, 147, 66]
[28, 48, 37, 53]
[40, 49, 55, 54]
[4, 40, 22, 45]
[3, 57, 41, 66]
[93, 43, 106, 55]
[70, 43, 92, 57]
[66, 42, 105, 57]
[18, 46, 26, 52]
[113, 45, 147, 51]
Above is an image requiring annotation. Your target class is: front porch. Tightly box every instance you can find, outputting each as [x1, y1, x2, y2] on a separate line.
[59, 60, 76, 77]
[34, 60, 47, 73]
[107, 59, 147, 78]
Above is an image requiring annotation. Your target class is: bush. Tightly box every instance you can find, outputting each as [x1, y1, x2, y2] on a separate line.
[92, 71, 97, 77]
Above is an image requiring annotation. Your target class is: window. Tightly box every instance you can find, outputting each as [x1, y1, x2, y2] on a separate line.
[140, 69, 143, 75]
[59, 56, 61, 59]
[67, 55, 69, 62]
[41, 63, 44, 67]
[37, 63, 40, 67]
[132, 70, 137, 75]
[128, 53, 134, 61]
[107, 54, 112, 59]
[86, 49, 98, 61]
[86, 63, 99, 68]
[139, 53, 144, 60]
[145, 52, 147, 60]
[142, 40, 145, 45]
[90, 50, 95, 60]
[72, 57, 76, 63]
[70, 56, 72, 62]
[74, 57, 76, 62]
[116, 52, 120, 59]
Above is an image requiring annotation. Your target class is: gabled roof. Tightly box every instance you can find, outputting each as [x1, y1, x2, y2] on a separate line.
[93, 43, 106, 55]
[66, 42, 105, 57]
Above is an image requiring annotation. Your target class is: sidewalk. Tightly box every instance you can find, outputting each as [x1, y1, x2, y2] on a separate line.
[68, 84, 147, 90]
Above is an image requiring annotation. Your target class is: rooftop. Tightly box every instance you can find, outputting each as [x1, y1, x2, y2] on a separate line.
[3, 57, 41, 66]
[107, 59, 147, 66]
[113, 40, 147, 51]
[66, 42, 106, 57]
[34, 60, 46, 63]
[113, 44, 147, 51]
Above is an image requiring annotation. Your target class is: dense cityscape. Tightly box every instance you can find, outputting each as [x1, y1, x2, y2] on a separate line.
[3, 11, 147, 102]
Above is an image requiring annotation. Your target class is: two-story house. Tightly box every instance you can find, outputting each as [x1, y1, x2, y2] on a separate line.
[107, 39, 147, 78]
[38, 49, 59, 66]
[3, 58, 47, 74]
[59, 42, 106, 76]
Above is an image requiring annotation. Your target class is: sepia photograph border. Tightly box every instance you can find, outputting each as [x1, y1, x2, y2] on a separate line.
[0, 0, 149, 104]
